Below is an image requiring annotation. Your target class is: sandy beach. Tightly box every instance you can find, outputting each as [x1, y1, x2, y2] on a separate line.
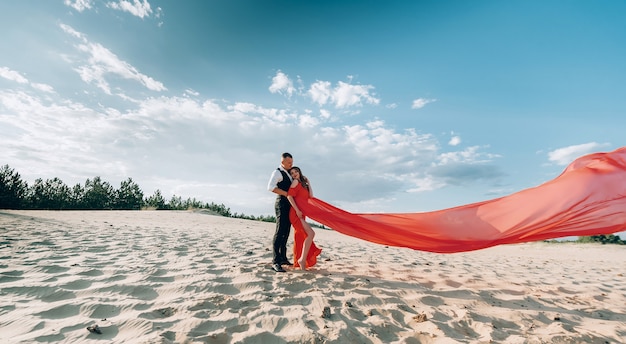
[0, 210, 624, 343]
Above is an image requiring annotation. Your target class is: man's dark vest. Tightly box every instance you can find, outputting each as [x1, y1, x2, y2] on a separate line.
[277, 169, 291, 193]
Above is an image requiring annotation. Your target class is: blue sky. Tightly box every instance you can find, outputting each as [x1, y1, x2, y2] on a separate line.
[1, 1, 625, 230]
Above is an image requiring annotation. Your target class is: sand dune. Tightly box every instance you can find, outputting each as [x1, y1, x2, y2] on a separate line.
[1, 210, 624, 343]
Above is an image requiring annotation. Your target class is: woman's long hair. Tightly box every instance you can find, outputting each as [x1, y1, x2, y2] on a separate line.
[290, 166, 309, 192]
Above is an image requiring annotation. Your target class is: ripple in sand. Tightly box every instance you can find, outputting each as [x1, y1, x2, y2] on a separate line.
[38, 265, 71, 274]
[0, 304, 16, 316]
[41, 290, 76, 302]
[48, 254, 70, 261]
[0, 274, 24, 283]
[188, 295, 247, 315]
[206, 268, 227, 275]
[134, 303, 152, 311]
[557, 286, 578, 294]
[37, 304, 80, 319]
[237, 331, 287, 344]
[30, 239, 55, 246]
[78, 269, 104, 277]
[173, 245, 188, 252]
[34, 333, 65, 342]
[212, 276, 231, 283]
[83, 304, 121, 319]
[342, 306, 368, 321]
[284, 282, 314, 293]
[110, 285, 159, 301]
[189, 318, 241, 336]
[223, 298, 261, 312]
[213, 283, 240, 295]
[147, 269, 174, 283]
[420, 295, 445, 307]
[194, 332, 232, 343]
[4, 285, 63, 299]
[188, 300, 218, 312]
[104, 274, 127, 282]
[149, 275, 175, 283]
[0, 269, 22, 276]
[138, 306, 177, 319]
[61, 279, 92, 290]
[85, 245, 111, 253]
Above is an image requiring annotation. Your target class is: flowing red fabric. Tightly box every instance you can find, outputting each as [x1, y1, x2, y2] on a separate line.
[300, 147, 626, 253]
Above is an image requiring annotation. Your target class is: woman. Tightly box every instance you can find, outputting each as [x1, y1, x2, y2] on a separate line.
[286, 166, 322, 270]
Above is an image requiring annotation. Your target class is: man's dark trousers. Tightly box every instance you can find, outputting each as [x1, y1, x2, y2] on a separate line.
[273, 195, 291, 264]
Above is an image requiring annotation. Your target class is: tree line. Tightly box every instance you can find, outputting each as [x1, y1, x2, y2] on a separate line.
[0, 164, 275, 222]
[575, 234, 625, 245]
[1, 164, 619, 238]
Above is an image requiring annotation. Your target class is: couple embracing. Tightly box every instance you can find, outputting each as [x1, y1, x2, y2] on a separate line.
[267, 152, 322, 273]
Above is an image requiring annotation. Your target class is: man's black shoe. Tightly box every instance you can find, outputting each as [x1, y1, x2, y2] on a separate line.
[281, 260, 293, 266]
[272, 263, 286, 272]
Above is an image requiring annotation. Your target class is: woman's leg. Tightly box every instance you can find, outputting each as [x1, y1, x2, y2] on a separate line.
[298, 219, 315, 270]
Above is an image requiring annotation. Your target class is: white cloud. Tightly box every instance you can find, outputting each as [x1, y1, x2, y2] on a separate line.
[273, 73, 380, 109]
[428, 146, 504, 187]
[332, 81, 379, 108]
[547, 142, 610, 165]
[319, 109, 331, 119]
[0, 67, 28, 84]
[30, 83, 55, 93]
[184, 89, 199, 97]
[65, 0, 162, 22]
[59, 24, 83, 39]
[436, 146, 499, 165]
[229, 102, 257, 114]
[412, 98, 436, 109]
[406, 175, 444, 193]
[0, 67, 55, 93]
[107, 0, 153, 18]
[64, 0, 93, 12]
[449, 135, 461, 146]
[268, 71, 295, 97]
[60, 24, 166, 94]
[297, 114, 319, 128]
[308, 80, 331, 105]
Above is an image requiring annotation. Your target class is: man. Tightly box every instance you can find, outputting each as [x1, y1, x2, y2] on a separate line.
[267, 152, 294, 272]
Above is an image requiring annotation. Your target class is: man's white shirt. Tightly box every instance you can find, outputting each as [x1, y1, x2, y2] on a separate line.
[267, 167, 293, 192]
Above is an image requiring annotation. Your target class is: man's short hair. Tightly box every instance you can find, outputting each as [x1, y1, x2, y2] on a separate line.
[282, 152, 293, 159]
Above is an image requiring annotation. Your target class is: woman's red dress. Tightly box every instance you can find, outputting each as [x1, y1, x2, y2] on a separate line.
[289, 182, 322, 268]
[296, 147, 626, 253]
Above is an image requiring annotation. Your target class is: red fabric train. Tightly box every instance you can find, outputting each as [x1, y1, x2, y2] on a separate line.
[300, 147, 626, 253]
